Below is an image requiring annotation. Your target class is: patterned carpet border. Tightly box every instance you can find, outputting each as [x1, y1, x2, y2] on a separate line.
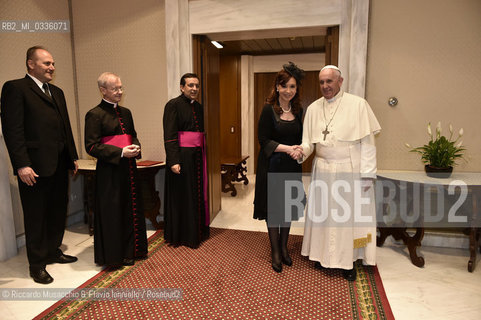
[35, 228, 394, 319]
[34, 231, 165, 320]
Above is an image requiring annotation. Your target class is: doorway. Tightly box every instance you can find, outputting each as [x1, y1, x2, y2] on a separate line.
[192, 27, 339, 219]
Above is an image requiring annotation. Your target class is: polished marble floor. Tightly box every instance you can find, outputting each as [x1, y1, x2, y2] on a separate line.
[1, 175, 480, 319]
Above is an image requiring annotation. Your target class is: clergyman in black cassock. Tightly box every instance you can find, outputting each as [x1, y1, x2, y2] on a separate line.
[85, 72, 147, 267]
[163, 73, 209, 248]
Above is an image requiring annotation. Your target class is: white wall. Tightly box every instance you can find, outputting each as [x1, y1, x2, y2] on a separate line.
[367, 0, 481, 171]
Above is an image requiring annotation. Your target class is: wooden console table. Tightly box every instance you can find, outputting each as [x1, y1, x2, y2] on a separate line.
[76, 159, 165, 235]
[376, 170, 481, 272]
[220, 155, 249, 196]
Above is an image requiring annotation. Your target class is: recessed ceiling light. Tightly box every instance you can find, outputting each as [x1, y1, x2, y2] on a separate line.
[211, 41, 223, 49]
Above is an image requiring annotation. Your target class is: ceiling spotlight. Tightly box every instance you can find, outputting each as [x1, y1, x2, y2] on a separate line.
[211, 41, 223, 49]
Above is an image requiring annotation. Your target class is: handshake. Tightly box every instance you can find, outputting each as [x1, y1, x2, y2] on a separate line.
[287, 145, 304, 160]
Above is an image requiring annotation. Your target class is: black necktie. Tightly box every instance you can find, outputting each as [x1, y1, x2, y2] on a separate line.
[42, 82, 65, 143]
[42, 83, 51, 99]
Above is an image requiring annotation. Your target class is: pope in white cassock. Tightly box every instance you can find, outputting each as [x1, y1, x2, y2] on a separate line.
[298, 65, 381, 281]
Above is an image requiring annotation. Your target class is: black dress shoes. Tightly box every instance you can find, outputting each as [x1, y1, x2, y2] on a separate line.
[314, 261, 326, 270]
[30, 268, 54, 284]
[122, 258, 135, 266]
[343, 268, 357, 281]
[48, 254, 78, 264]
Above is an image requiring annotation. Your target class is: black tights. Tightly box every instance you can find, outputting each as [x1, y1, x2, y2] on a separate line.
[267, 224, 291, 264]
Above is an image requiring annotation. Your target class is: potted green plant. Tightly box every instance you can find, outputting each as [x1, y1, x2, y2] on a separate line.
[406, 122, 465, 178]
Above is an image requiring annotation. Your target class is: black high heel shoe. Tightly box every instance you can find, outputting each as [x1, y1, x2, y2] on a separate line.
[271, 253, 282, 273]
[281, 250, 292, 266]
[272, 260, 282, 273]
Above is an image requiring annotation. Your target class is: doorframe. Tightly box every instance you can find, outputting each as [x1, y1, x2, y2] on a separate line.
[164, 0, 370, 216]
[164, 0, 370, 99]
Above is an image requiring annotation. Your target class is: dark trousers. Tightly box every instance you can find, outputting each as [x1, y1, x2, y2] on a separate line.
[18, 152, 69, 269]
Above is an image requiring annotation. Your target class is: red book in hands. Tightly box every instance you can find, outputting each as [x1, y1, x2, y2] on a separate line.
[136, 160, 163, 166]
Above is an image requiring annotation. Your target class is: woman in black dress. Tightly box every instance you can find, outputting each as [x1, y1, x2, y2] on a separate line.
[254, 62, 305, 273]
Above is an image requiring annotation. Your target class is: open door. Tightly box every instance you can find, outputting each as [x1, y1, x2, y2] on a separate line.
[193, 35, 222, 222]
[219, 55, 242, 159]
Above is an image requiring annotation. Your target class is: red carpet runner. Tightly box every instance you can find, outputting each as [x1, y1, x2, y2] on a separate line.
[36, 228, 394, 319]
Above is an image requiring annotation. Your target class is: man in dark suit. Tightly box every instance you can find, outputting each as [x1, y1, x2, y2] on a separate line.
[0, 46, 79, 284]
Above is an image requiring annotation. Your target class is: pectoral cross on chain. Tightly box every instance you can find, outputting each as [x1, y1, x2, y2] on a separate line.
[322, 125, 330, 140]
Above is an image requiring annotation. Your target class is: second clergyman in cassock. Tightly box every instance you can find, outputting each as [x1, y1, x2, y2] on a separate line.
[163, 73, 209, 248]
[85, 72, 148, 267]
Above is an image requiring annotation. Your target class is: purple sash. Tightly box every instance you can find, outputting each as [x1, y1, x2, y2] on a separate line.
[101, 134, 132, 148]
[178, 131, 209, 225]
